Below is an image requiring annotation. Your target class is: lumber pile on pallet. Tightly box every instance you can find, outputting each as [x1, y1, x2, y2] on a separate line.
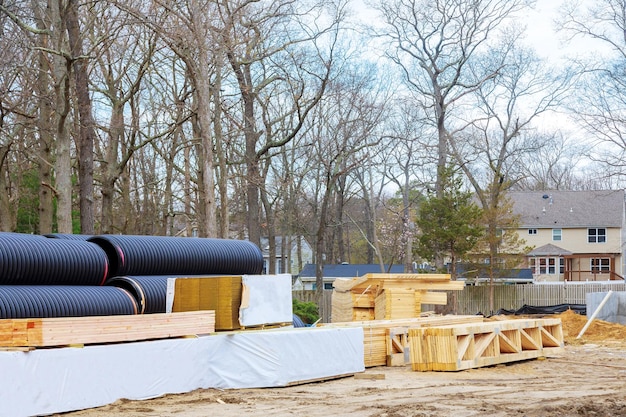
[0, 311, 215, 348]
[332, 273, 465, 322]
[409, 318, 564, 371]
[323, 315, 484, 367]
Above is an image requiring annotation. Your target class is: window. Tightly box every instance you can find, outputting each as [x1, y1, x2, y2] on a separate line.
[552, 229, 562, 241]
[591, 258, 610, 272]
[530, 257, 562, 275]
[588, 228, 606, 243]
[528, 229, 537, 235]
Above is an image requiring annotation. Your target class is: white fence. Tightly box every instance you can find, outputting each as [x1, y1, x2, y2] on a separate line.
[293, 281, 626, 322]
[453, 281, 626, 315]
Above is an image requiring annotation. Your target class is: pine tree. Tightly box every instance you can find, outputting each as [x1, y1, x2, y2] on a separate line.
[416, 167, 484, 281]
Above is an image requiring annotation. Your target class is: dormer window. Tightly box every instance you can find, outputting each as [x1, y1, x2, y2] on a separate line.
[588, 228, 606, 243]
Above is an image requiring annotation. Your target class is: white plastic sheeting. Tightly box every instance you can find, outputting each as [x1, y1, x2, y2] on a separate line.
[0, 326, 364, 417]
[239, 274, 293, 326]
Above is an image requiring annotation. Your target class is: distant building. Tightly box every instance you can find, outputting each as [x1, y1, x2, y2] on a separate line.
[295, 264, 405, 290]
[260, 236, 313, 275]
[508, 190, 625, 282]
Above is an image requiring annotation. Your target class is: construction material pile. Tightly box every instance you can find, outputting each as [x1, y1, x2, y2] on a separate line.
[0, 232, 262, 319]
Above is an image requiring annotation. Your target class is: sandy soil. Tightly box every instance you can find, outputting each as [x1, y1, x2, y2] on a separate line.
[58, 311, 626, 417]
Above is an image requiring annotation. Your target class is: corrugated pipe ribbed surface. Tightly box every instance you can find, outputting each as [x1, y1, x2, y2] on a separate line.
[0, 233, 109, 285]
[44, 233, 93, 240]
[0, 286, 138, 319]
[89, 235, 263, 278]
[105, 275, 171, 314]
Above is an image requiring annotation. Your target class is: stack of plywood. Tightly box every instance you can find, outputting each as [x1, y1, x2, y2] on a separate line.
[409, 318, 564, 371]
[0, 311, 216, 349]
[168, 276, 242, 330]
[323, 315, 484, 367]
[332, 273, 465, 322]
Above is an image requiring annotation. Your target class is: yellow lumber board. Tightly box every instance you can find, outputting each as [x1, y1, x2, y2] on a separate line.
[420, 291, 447, 305]
[0, 311, 215, 348]
[171, 276, 241, 330]
[350, 280, 465, 292]
[352, 293, 375, 308]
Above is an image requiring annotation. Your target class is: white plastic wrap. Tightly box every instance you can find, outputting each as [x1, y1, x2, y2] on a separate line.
[239, 274, 293, 326]
[0, 326, 364, 417]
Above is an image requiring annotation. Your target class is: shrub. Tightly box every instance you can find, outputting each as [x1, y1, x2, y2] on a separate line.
[292, 298, 319, 324]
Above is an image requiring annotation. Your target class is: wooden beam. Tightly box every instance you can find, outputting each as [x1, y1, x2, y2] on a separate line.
[0, 311, 215, 348]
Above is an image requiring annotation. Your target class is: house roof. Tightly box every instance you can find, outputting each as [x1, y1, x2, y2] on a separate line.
[508, 190, 625, 228]
[527, 244, 573, 257]
[298, 263, 405, 278]
[455, 264, 533, 280]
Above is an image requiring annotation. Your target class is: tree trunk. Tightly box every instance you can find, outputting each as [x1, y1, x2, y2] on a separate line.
[65, 0, 95, 234]
[35, 11, 54, 234]
[0, 145, 15, 231]
[50, 0, 72, 233]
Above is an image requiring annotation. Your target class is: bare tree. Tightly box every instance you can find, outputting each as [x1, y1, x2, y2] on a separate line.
[300, 70, 383, 319]
[451, 44, 570, 312]
[377, 99, 435, 271]
[215, 0, 343, 248]
[374, 0, 532, 269]
[513, 132, 586, 191]
[559, 0, 626, 182]
[65, 0, 96, 234]
[89, 2, 157, 234]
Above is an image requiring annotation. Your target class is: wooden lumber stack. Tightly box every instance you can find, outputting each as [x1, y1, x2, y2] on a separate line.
[0, 311, 216, 348]
[409, 318, 564, 371]
[169, 276, 242, 330]
[332, 273, 465, 323]
[323, 315, 484, 367]
[375, 289, 422, 320]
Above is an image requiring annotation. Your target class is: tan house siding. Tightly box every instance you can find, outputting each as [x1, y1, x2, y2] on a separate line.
[522, 227, 622, 254]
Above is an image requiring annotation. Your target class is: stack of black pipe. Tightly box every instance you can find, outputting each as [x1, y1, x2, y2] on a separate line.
[0, 232, 263, 319]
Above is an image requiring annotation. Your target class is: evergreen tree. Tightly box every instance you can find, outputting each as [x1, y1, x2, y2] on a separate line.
[416, 167, 484, 281]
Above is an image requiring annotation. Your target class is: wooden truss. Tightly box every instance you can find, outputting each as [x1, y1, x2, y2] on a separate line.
[409, 318, 564, 371]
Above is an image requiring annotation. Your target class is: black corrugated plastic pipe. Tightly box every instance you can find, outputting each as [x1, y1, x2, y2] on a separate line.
[44, 233, 93, 240]
[0, 285, 138, 319]
[89, 235, 263, 279]
[0, 233, 109, 285]
[105, 275, 170, 314]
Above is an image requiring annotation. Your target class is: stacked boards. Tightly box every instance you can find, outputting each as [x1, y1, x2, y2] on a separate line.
[167, 276, 242, 330]
[322, 315, 484, 367]
[0, 311, 215, 348]
[332, 273, 464, 322]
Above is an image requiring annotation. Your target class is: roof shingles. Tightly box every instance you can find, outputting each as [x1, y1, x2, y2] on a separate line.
[508, 190, 624, 228]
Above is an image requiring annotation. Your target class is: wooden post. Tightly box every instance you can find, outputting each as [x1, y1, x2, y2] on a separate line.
[576, 290, 613, 339]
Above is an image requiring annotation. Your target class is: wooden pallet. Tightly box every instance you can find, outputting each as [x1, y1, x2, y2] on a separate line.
[0, 311, 215, 348]
[409, 318, 564, 372]
[322, 315, 484, 367]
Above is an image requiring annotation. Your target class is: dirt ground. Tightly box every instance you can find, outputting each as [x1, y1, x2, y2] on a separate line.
[60, 311, 626, 417]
